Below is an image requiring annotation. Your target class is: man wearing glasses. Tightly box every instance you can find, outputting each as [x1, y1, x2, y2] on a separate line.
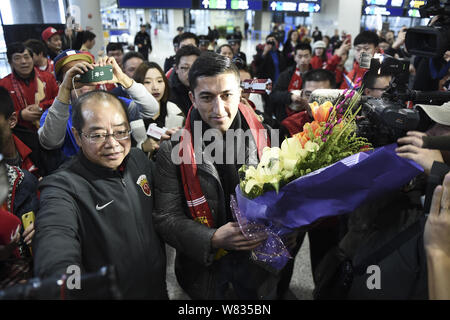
[33, 90, 168, 299]
[362, 71, 392, 98]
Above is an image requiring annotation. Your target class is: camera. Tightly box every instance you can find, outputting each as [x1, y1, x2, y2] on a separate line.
[0, 266, 121, 300]
[357, 53, 450, 147]
[405, 0, 450, 58]
[266, 40, 276, 47]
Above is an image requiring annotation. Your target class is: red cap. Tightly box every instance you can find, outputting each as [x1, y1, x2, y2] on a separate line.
[42, 27, 62, 42]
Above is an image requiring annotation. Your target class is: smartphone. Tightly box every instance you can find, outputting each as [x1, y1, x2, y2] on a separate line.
[21, 211, 35, 230]
[346, 34, 352, 44]
[78, 65, 113, 83]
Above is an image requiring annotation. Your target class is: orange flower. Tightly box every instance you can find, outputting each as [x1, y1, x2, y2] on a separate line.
[310, 101, 333, 123]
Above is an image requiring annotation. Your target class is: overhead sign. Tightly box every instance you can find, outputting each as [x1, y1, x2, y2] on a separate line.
[365, 0, 404, 7]
[409, 0, 426, 8]
[199, 0, 262, 10]
[117, 0, 192, 8]
[364, 5, 404, 15]
[269, 1, 321, 13]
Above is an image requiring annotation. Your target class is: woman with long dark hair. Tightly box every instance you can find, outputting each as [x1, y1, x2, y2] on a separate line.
[133, 61, 184, 156]
[283, 29, 300, 67]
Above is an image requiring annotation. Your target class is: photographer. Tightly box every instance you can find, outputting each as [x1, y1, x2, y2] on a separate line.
[412, 15, 450, 92]
[252, 33, 287, 84]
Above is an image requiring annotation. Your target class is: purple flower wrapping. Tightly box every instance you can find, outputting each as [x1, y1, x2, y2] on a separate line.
[233, 144, 423, 270]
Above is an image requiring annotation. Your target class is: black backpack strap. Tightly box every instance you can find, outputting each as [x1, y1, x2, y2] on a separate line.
[352, 218, 425, 276]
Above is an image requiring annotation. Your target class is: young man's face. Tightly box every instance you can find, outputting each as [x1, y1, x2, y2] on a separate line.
[364, 75, 391, 98]
[73, 97, 131, 170]
[230, 42, 240, 55]
[123, 57, 143, 78]
[10, 49, 34, 78]
[176, 55, 198, 87]
[354, 43, 376, 65]
[303, 79, 333, 102]
[180, 38, 197, 48]
[189, 72, 241, 133]
[107, 50, 124, 67]
[294, 49, 312, 70]
[47, 34, 62, 53]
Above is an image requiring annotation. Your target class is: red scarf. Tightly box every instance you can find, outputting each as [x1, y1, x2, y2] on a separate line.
[179, 104, 269, 227]
[288, 68, 302, 91]
[10, 68, 42, 111]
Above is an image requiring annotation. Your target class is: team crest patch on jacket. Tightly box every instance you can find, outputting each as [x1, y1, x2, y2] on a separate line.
[136, 175, 151, 196]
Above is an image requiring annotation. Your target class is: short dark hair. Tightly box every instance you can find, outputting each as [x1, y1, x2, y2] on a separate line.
[179, 32, 199, 47]
[302, 69, 336, 89]
[72, 90, 129, 133]
[354, 30, 379, 47]
[0, 86, 15, 119]
[216, 44, 233, 55]
[82, 30, 96, 44]
[24, 39, 47, 57]
[188, 51, 240, 91]
[106, 42, 123, 53]
[175, 45, 201, 66]
[362, 70, 391, 89]
[6, 42, 32, 62]
[122, 51, 144, 68]
[295, 43, 312, 55]
[133, 61, 170, 103]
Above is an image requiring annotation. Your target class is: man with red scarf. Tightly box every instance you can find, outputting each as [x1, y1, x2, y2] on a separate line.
[0, 42, 58, 132]
[154, 52, 281, 299]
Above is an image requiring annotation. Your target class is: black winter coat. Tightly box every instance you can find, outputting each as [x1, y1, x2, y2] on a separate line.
[34, 149, 167, 299]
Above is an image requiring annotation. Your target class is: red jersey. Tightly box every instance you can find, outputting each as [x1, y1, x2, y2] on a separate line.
[0, 68, 58, 131]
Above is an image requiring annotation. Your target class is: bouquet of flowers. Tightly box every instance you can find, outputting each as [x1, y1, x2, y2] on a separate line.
[233, 89, 423, 271]
[240, 89, 370, 199]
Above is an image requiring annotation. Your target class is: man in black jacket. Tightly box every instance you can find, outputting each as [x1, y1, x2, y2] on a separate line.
[154, 52, 280, 299]
[270, 43, 312, 123]
[34, 90, 167, 299]
[134, 25, 152, 61]
[168, 45, 201, 116]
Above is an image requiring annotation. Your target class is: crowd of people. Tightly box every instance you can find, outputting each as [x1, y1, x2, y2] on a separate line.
[0, 19, 450, 300]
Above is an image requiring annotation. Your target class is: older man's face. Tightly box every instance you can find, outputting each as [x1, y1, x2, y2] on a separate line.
[10, 49, 34, 78]
[73, 97, 131, 170]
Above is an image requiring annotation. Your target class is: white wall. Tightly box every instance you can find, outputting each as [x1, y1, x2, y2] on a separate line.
[310, 0, 363, 39]
[68, 0, 105, 58]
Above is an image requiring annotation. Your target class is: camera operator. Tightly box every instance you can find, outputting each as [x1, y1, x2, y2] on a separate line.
[362, 71, 392, 98]
[412, 16, 450, 92]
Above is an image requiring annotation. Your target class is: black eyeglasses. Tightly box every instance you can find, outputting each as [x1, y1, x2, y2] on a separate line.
[80, 130, 132, 144]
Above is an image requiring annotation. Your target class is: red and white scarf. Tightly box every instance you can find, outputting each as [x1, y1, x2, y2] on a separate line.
[179, 104, 270, 227]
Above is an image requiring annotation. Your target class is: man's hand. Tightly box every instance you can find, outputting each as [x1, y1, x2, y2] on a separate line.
[160, 127, 180, 142]
[392, 27, 407, 50]
[397, 131, 426, 148]
[335, 38, 351, 58]
[211, 222, 267, 251]
[95, 56, 133, 89]
[61, 61, 94, 91]
[21, 104, 43, 122]
[425, 172, 450, 258]
[22, 222, 35, 246]
[396, 132, 444, 175]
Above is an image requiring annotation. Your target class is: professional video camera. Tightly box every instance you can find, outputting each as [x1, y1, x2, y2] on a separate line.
[357, 52, 450, 147]
[405, 0, 450, 58]
[0, 266, 121, 300]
